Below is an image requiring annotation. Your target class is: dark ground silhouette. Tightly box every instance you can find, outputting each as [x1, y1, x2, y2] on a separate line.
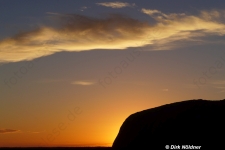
[112, 99, 225, 149]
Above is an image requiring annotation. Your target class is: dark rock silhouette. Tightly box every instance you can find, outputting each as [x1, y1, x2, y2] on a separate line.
[112, 99, 225, 149]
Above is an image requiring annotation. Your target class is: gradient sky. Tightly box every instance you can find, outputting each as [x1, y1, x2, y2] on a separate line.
[1, 0, 225, 147]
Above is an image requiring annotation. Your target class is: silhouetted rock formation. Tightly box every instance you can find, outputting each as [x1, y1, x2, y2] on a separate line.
[112, 99, 225, 149]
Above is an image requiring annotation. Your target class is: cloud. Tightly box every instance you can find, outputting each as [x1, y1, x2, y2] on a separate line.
[96, 2, 135, 8]
[71, 81, 96, 86]
[0, 129, 20, 134]
[211, 80, 225, 85]
[183, 84, 200, 89]
[0, 14, 151, 63]
[1, 10, 225, 63]
[218, 90, 225, 93]
[162, 89, 169, 92]
[141, 9, 163, 16]
[46, 12, 62, 16]
[210, 80, 225, 89]
[140, 9, 225, 49]
[80, 6, 88, 11]
[81, 6, 87, 9]
[141, 8, 186, 20]
[209, 80, 225, 92]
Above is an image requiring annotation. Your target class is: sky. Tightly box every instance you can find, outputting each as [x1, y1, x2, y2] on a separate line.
[1, 0, 225, 147]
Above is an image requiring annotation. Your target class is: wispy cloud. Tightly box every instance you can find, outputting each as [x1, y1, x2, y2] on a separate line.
[96, 2, 135, 8]
[214, 86, 225, 93]
[80, 6, 88, 11]
[140, 8, 225, 50]
[141, 8, 186, 19]
[71, 81, 96, 86]
[209, 80, 225, 92]
[0, 129, 20, 134]
[218, 90, 225, 93]
[1, 10, 225, 63]
[46, 12, 62, 16]
[211, 80, 225, 85]
[183, 84, 200, 89]
[141, 9, 163, 16]
[162, 89, 169, 92]
[26, 131, 43, 134]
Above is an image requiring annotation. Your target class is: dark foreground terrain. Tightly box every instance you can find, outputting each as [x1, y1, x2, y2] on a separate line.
[113, 99, 225, 149]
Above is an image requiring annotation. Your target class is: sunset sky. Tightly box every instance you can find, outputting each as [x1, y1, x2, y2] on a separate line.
[1, 0, 225, 147]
